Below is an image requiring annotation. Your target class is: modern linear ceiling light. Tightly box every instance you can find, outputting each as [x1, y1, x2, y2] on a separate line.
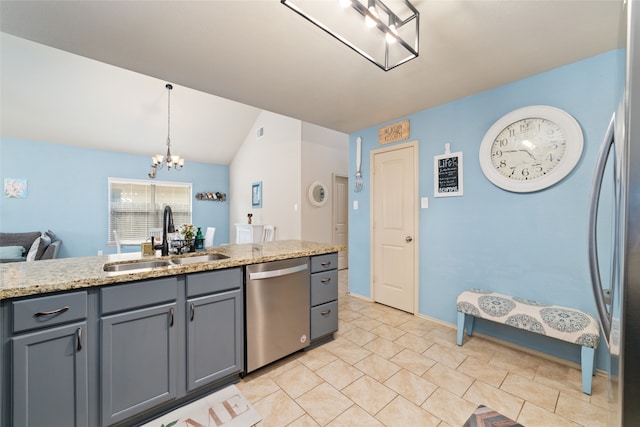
[149, 83, 184, 179]
[282, 0, 419, 71]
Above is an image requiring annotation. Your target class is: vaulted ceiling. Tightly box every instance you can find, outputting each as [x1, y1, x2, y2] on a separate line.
[0, 1, 623, 164]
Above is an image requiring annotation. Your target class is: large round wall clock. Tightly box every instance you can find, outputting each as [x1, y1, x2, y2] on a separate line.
[479, 105, 584, 193]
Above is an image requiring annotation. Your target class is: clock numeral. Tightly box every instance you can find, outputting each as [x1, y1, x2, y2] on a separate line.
[522, 168, 530, 177]
[545, 153, 553, 162]
[533, 164, 543, 173]
[498, 160, 507, 168]
[493, 150, 503, 157]
[498, 138, 508, 147]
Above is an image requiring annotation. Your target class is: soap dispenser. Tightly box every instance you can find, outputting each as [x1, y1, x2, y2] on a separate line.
[195, 227, 204, 250]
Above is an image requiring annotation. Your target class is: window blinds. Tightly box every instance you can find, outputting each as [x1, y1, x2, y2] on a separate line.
[108, 178, 192, 244]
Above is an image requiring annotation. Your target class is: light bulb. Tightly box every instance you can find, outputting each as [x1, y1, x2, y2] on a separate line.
[386, 24, 397, 43]
[365, 5, 378, 27]
[338, 0, 352, 7]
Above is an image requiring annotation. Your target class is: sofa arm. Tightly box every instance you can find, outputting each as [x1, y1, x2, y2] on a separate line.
[41, 240, 61, 260]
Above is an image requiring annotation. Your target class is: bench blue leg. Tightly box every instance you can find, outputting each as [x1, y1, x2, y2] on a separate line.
[581, 346, 596, 395]
[466, 315, 475, 336]
[457, 312, 475, 345]
[456, 312, 465, 345]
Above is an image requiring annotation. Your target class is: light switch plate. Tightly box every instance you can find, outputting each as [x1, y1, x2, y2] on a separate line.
[353, 200, 359, 210]
[421, 197, 429, 209]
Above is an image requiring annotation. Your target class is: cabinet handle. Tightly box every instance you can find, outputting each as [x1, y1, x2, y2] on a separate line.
[321, 310, 331, 316]
[76, 327, 82, 352]
[321, 278, 331, 284]
[34, 306, 69, 317]
[169, 307, 174, 327]
[190, 303, 195, 322]
[320, 262, 331, 267]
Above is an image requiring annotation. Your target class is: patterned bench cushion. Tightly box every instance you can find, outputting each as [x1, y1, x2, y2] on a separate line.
[456, 289, 600, 349]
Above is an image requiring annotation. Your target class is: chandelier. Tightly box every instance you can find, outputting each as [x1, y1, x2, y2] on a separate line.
[149, 83, 184, 179]
[282, 0, 419, 71]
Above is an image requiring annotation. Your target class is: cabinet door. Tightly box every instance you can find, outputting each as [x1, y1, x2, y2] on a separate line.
[12, 322, 88, 427]
[100, 303, 178, 426]
[186, 288, 243, 391]
[310, 301, 338, 340]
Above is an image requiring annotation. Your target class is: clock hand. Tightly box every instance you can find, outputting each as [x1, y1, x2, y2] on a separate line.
[502, 149, 537, 160]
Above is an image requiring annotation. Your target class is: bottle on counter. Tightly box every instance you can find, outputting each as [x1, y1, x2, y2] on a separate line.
[195, 227, 204, 250]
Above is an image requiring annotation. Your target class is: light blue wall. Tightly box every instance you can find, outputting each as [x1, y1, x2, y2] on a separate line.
[348, 50, 624, 369]
[0, 138, 230, 258]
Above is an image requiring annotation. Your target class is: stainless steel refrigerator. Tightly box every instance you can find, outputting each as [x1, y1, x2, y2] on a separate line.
[588, 0, 640, 425]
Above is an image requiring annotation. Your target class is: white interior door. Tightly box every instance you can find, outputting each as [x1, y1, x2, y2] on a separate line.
[372, 142, 418, 313]
[333, 175, 349, 270]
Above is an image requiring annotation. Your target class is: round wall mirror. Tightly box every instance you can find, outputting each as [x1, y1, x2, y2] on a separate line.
[308, 181, 328, 207]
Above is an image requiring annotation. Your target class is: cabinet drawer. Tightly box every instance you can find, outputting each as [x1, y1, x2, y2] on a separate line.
[311, 270, 338, 306]
[310, 253, 338, 273]
[101, 276, 177, 315]
[310, 300, 338, 340]
[12, 291, 87, 334]
[186, 267, 242, 298]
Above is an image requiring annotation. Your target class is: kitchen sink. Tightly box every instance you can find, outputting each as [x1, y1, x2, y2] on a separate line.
[103, 253, 229, 273]
[103, 260, 171, 272]
[169, 253, 230, 265]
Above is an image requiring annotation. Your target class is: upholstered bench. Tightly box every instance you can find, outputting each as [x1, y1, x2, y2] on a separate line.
[456, 289, 600, 395]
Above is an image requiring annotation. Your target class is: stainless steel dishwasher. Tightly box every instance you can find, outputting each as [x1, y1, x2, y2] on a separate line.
[246, 257, 310, 373]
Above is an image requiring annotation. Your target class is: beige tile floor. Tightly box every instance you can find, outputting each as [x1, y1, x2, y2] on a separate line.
[237, 270, 610, 426]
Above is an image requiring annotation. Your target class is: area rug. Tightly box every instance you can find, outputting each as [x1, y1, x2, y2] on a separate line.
[463, 404, 524, 427]
[141, 384, 261, 427]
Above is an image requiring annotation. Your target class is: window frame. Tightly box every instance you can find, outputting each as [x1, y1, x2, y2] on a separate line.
[108, 177, 192, 246]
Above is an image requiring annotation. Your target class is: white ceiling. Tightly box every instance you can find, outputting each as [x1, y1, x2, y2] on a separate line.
[0, 0, 624, 164]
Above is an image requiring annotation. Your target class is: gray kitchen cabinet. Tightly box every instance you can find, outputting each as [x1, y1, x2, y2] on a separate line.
[8, 291, 89, 427]
[100, 276, 178, 427]
[309, 253, 339, 344]
[185, 268, 243, 391]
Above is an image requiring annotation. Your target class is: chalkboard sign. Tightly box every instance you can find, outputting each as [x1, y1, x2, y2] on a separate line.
[434, 150, 463, 197]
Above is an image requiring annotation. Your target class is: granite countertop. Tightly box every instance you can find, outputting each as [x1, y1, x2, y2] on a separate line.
[0, 240, 343, 301]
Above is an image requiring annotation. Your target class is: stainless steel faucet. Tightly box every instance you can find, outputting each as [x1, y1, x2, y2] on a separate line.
[154, 205, 175, 256]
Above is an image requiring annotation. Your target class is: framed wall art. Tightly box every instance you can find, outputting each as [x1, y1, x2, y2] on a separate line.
[434, 144, 463, 197]
[252, 181, 262, 208]
[4, 178, 27, 198]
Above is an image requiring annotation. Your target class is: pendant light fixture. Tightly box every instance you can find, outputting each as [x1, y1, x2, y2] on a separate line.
[281, 0, 419, 71]
[149, 83, 184, 179]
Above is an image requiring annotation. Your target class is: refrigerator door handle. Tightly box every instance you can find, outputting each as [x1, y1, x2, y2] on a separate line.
[587, 114, 616, 343]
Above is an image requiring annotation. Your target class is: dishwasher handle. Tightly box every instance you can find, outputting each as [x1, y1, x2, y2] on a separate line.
[248, 263, 308, 280]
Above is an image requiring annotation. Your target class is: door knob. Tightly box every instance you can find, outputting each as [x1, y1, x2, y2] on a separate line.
[406, 236, 413, 242]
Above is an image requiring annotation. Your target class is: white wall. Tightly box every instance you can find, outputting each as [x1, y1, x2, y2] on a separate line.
[229, 110, 303, 241]
[301, 122, 349, 243]
[229, 114, 348, 244]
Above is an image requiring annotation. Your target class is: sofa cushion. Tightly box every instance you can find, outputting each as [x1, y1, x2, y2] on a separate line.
[41, 240, 61, 260]
[0, 245, 26, 259]
[1, 231, 41, 250]
[45, 229, 57, 243]
[26, 234, 51, 262]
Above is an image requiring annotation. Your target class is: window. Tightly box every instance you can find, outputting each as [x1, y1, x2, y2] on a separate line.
[108, 178, 192, 244]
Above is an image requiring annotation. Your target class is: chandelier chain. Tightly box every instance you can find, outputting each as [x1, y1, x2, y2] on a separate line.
[166, 83, 172, 147]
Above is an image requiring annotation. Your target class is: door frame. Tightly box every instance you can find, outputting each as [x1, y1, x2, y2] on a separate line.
[332, 173, 349, 269]
[369, 140, 419, 314]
